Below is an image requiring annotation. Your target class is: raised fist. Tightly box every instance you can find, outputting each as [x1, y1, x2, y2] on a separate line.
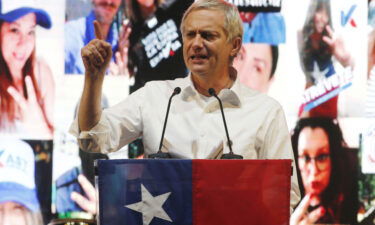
[81, 20, 112, 78]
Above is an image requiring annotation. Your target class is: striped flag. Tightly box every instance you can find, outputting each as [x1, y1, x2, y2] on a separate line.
[97, 159, 291, 225]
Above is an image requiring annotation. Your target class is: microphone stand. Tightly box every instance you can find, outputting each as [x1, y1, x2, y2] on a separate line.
[208, 88, 243, 159]
[148, 87, 181, 159]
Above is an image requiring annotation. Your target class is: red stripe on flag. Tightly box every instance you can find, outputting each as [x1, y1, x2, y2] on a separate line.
[192, 159, 291, 225]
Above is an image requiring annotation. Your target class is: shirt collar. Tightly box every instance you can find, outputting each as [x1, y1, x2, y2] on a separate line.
[181, 67, 242, 108]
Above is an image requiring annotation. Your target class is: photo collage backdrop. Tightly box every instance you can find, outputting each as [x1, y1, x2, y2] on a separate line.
[0, 0, 374, 224]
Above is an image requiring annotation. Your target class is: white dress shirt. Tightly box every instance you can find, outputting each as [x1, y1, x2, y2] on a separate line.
[70, 73, 301, 210]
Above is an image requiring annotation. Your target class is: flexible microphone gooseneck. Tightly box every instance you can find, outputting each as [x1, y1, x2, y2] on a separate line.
[208, 88, 243, 159]
[148, 87, 181, 159]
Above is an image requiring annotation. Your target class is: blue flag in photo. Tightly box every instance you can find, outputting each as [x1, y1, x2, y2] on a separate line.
[97, 159, 192, 225]
[97, 159, 291, 225]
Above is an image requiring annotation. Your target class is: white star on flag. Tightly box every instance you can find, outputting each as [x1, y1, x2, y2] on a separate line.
[125, 184, 173, 225]
[311, 61, 330, 82]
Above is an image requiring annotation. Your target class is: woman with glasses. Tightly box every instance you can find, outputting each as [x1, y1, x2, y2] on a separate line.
[290, 117, 357, 224]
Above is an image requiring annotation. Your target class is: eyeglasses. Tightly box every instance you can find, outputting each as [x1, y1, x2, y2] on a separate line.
[298, 154, 330, 171]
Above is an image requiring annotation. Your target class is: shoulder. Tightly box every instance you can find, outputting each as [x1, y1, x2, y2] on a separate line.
[239, 83, 282, 111]
[65, 16, 88, 46]
[65, 16, 87, 33]
[237, 84, 286, 126]
[131, 77, 186, 99]
[34, 58, 54, 87]
[144, 77, 185, 90]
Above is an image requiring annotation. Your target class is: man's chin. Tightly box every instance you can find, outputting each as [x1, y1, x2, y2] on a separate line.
[190, 70, 209, 78]
[95, 12, 116, 25]
[188, 65, 209, 75]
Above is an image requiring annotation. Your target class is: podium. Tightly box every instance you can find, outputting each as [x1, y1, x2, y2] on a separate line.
[95, 159, 291, 225]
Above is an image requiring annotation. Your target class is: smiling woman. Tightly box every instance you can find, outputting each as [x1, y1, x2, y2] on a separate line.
[0, 0, 54, 139]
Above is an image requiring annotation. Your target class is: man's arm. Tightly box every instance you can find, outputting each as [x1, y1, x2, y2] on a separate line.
[70, 20, 143, 153]
[260, 104, 301, 212]
[78, 21, 112, 132]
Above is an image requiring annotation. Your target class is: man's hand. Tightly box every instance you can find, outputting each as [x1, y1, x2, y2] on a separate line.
[78, 21, 111, 132]
[81, 20, 113, 79]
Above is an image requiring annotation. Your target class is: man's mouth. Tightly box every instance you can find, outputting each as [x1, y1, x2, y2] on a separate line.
[98, 3, 117, 10]
[190, 54, 208, 60]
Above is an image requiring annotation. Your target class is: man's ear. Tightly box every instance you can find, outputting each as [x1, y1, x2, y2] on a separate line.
[231, 37, 242, 58]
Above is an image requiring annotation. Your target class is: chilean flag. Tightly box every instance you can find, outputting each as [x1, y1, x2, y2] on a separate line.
[97, 159, 291, 225]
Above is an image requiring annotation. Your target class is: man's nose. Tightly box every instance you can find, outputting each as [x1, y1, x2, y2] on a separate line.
[191, 35, 203, 49]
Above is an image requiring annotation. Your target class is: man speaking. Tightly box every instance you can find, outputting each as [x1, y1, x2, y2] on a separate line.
[70, 0, 300, 212]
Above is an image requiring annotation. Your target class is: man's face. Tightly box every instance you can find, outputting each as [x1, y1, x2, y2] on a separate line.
[92, 0, 121, 25]
[182, 9, 239, 77]
[298, 127, 331, 198]
[233, 43, 273, 93]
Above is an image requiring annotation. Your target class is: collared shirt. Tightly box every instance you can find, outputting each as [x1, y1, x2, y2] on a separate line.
[69, 73, 301, 210]
[64, 12, 119, 74]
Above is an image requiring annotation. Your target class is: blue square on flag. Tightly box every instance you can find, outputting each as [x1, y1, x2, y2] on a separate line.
[96, 159, 291, 225]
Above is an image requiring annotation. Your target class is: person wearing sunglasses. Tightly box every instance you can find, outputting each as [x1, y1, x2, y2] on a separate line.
[290, 117, 357, 224]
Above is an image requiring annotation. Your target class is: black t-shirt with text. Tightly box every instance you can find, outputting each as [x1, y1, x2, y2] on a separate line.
[129, 0, 193, 93]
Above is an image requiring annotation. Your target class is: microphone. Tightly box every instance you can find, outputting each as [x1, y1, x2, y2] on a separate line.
[208, 88, 243, 159]
[148, 87, 181, 159]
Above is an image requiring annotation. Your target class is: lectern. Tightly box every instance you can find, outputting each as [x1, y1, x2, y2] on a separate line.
[95, 159, 291, 225]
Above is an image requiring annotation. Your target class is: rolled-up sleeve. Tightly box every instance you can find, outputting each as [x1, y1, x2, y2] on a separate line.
[69, 87, 145, 154]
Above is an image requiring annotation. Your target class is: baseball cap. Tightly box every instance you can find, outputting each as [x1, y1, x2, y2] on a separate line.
[0, 138, 40, 212]
[242, 12, 285, 45]
[0, 0, 52, 29]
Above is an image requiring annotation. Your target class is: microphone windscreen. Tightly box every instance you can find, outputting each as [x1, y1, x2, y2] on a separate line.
[174, 87, 181, 95]
[208, 88, 216, 96]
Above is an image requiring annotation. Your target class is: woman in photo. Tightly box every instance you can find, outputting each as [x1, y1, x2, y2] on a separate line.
[0, 0, 54, 139]
[0, 138, 43, 225]
[299, 0, 354, 118]
[290, 117, 357, 224]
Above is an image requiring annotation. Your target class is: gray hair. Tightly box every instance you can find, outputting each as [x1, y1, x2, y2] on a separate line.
[180, 0, 243, 42]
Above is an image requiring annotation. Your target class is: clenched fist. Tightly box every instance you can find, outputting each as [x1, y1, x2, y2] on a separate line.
[81, 20, 112, 79]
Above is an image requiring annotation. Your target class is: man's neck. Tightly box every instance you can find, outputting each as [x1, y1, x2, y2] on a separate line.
[191, 69, 235, 96]
[98, 22, 111, 40]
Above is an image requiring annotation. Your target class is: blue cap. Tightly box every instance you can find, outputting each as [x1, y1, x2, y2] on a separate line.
[0, 182, 40, 212]
[0, 0, 51, 29]
[243, 12, 285, 45]
[0, 138, 40, 212]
